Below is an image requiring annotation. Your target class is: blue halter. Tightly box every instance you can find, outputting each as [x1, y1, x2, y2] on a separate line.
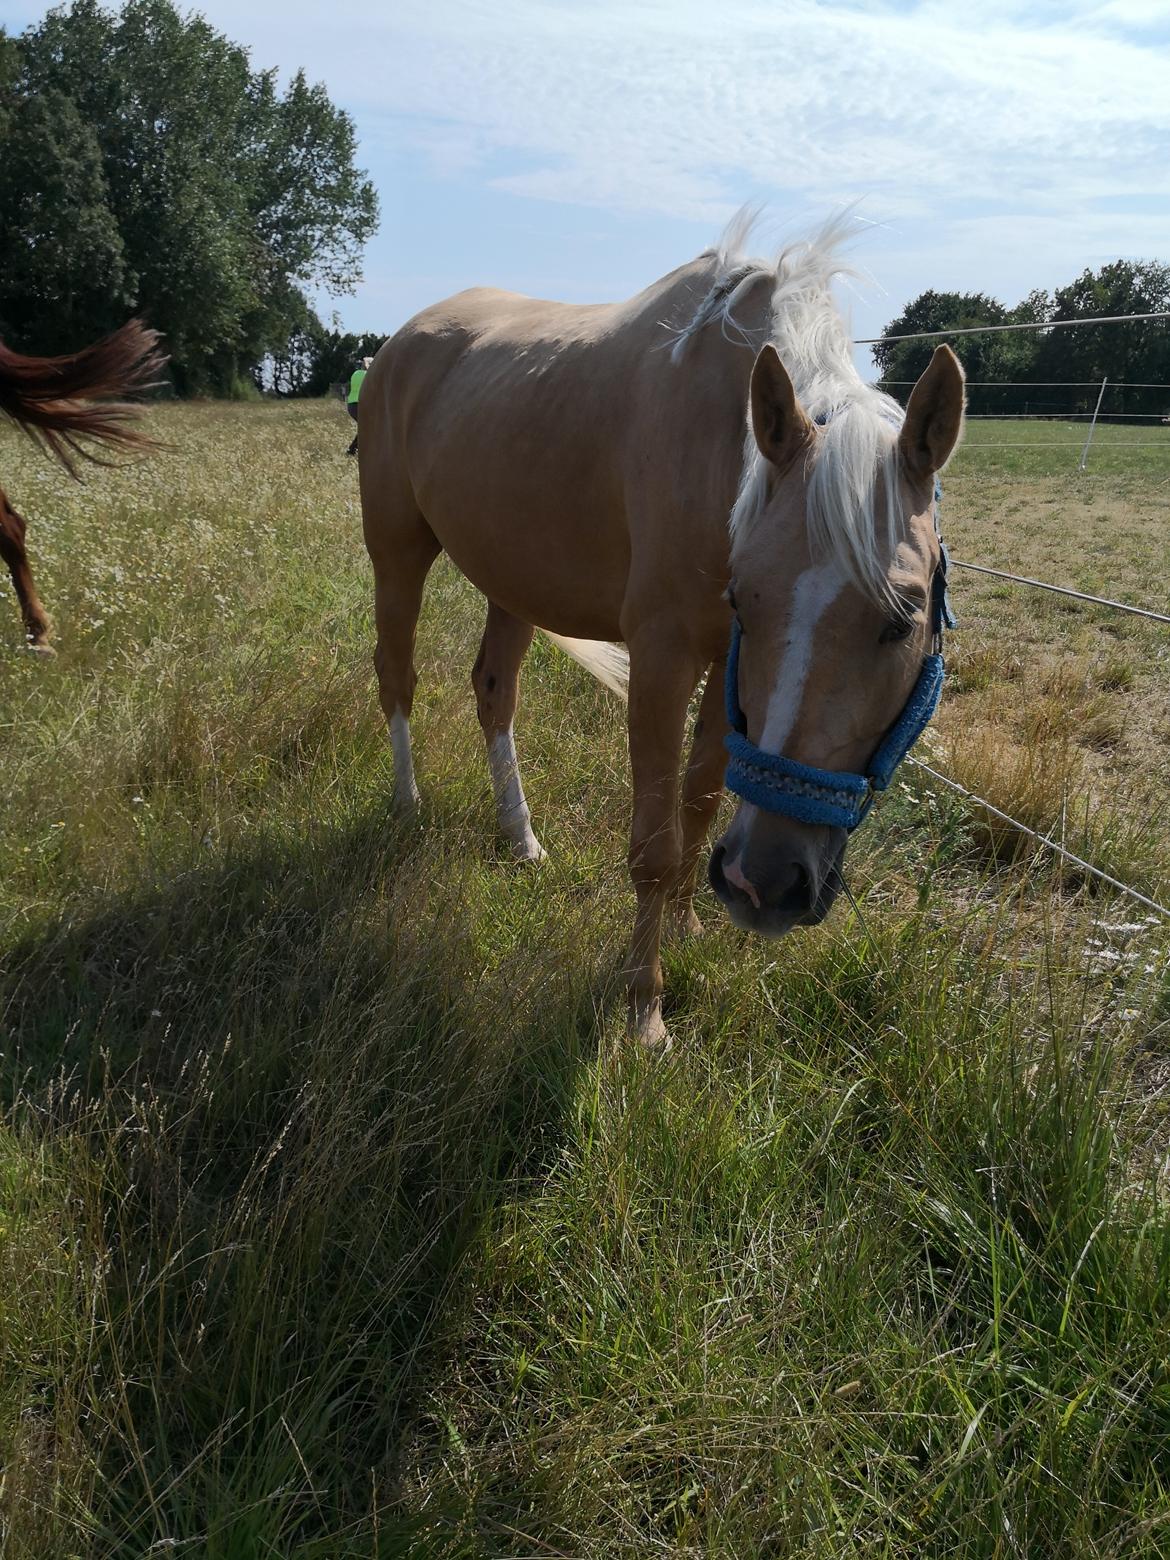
[723, 481, 954, 832]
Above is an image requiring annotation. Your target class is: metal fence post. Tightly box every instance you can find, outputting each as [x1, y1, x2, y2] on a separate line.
[1077, 376, 1108, 471]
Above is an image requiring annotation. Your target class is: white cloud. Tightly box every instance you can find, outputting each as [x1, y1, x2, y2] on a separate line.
[1084, 0, 1170, 27]
[2, 0, 1166, 339]
[356, 0, 1170, 223]
[174, 0, 1170, 340]
[56, 0, 1159, 228]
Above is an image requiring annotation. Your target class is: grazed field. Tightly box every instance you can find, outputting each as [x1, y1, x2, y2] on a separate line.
[1, 402, 1168, 1556]
[931, 419, 1170, 899]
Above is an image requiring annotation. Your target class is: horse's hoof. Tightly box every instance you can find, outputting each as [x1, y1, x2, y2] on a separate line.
[511, 836, 547, 865]
[23, 641, 56, 657]
[629, 1004, 672, 1051]
[667, 905, 704, 941]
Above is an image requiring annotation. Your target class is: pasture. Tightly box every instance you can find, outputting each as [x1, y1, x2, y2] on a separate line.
[2, 401, 1169, 1556]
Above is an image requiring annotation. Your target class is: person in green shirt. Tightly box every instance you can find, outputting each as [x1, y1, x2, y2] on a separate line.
[346, 357, 373, 456]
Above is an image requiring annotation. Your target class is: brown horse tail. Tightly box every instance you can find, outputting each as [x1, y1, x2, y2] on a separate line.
[0, 319, 168, 477]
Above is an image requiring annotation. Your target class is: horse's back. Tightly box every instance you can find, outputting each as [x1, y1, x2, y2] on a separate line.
[376, 284, 637, 433]
[360, 257, 747, 640]
[375, 256, 724, 430]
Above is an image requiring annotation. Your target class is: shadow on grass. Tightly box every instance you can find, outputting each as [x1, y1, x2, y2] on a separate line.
[0, 801, 616, 1554]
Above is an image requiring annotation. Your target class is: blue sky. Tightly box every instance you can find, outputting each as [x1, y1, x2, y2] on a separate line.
[3, 0, 1169, 370]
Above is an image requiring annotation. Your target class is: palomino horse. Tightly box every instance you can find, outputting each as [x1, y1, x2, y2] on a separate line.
[0, 320, 164, 651]
[359, 215, 964, 1043]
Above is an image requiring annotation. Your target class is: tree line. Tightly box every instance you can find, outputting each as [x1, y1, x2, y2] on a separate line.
[3, 3, 1165, 412]
[875, 261, 1170, 420]
[269, 326, 386, 399]
[0, 0, 377, 396]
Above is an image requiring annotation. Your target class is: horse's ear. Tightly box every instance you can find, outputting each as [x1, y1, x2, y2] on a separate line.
[750, 344, 813, 474]
[899, 344, 965, 481]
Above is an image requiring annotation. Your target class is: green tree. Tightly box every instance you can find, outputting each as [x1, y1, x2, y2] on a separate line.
[0, 80, 133, 348]
[873, 289, 1057, 414]
[1035, 260, 1170, 418]
[873, 291, 1010, 389]
[875, 264, 1170, 420]
[1, 0, 378, 393]
[289, 325, 385, 399]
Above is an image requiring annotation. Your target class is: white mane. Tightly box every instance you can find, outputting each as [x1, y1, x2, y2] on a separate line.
[673, 210, 907, 607]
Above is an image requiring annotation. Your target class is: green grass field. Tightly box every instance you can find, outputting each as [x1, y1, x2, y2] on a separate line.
[2, 403, 1169, 1556]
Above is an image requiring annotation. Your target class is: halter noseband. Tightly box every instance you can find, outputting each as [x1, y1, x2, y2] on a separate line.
[724, 476, 954, 833]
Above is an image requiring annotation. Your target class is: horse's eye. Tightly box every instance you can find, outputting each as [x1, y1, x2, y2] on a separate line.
[879, 615, 914, 645]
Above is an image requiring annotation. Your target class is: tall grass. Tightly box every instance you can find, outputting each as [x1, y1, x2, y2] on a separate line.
[1, 405, 1168, 1555]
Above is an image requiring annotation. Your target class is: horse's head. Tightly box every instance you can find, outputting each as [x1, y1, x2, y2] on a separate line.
[709, 342, 965, 936]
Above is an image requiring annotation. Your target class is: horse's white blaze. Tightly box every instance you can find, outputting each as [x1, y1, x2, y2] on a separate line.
[489, 727, 545, 861]
[724, 853, 761, 908]
[389, 709, 421, 808]
[759, 562, 844, 755]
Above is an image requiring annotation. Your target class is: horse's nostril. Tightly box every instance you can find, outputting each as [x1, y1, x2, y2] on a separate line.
[764, 860, 815, 915]
[709, 844, 759, 913]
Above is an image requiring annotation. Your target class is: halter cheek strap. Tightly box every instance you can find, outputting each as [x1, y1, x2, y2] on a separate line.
[723, 482, 953, 832]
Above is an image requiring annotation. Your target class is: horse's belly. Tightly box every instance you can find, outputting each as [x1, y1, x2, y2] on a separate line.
[411, 420, 630, 638]
[394, 322, 640, 637]
[426, 492, 628, 640]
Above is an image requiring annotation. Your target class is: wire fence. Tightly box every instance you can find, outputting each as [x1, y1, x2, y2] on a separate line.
[869, 311, 1170, 454]
[907, 760, 1170, 920]
[944, 564, 1170, 625]
[856, 310, 1170, 344]
[964, 412, 1169, 420]
[861, 307, 1170, 915]
[957, 441, 1170, 450]
[932, 389, 1167, 464]
[881, 379, 1170, 390]
[917, 578, 1168, 920]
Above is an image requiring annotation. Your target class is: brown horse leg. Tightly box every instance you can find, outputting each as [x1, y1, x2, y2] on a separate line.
[363, 488, 441, 810]
[624, 628, 704, 1046]
[668, 660, 728, 939]
[472, 603, 544, 862]
[0, 485, 52, 651]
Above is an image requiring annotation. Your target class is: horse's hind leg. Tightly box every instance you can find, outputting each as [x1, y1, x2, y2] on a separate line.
[363, 487, 441, 811]
[0, 485, 52, 652]
[472, 602, 545, 863]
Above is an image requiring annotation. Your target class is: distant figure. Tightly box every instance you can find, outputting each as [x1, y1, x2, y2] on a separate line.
[346, 356, 372, 456]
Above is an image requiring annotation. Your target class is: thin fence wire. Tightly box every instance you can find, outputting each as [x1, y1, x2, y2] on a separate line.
[908, 759, 1170, 920]
[857, 310, 1170, 345]
[954, 441, 1170, 450]
[964, 411, 1170, 420]
[947, 562, 1170, 623]
[880, 379, 1170, 388]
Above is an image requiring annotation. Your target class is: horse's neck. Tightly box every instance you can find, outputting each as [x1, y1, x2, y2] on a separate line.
[635, 261, 775, 529]
[626, 255, 775, 354]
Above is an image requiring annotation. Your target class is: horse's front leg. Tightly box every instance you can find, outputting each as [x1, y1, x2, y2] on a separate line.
[669, 659, 729, 939]
[624, 628, 703, 1047]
